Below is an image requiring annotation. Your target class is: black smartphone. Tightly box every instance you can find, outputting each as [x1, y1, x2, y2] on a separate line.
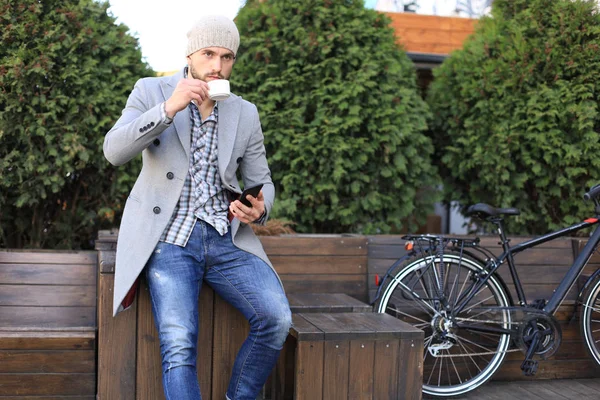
[239, 184, 263, 207]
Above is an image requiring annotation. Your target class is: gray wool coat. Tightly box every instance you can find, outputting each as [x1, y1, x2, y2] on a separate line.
[104, 69, 277, 316]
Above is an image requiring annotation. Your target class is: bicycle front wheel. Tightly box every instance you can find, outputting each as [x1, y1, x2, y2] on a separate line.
[376, 252, 512, 397]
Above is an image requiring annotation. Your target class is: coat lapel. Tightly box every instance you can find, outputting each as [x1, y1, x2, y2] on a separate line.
[217, 95, 241, 177]
[160, 70, 191, 159]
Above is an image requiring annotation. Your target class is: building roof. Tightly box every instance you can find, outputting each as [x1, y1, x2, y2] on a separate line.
[383, 12, 477, 56]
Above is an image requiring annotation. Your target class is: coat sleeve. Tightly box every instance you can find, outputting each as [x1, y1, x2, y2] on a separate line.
[104, 78, 169, 166]
[239, 105, 275, 224]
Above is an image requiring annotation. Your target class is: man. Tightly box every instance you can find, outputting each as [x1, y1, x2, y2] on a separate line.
[103, 15, 291, 400]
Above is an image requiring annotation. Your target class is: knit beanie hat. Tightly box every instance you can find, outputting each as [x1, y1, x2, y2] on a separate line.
[186, 15, 240, 56]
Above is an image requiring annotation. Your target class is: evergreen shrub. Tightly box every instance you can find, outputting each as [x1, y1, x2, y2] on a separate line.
[0, 0, 152, 248]
[233, 0, 439, 233]
[428, 0, 600, 234]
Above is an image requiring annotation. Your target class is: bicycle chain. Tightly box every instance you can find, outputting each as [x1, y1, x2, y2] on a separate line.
[428, 348, 521, 358]
[427, 316, 521, 358]
[428, 312, 559, 358]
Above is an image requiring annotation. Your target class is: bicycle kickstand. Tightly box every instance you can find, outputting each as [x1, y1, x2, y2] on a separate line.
[520, 331, 541, 376]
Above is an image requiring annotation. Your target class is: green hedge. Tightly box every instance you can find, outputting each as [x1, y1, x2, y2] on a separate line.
[0, 0, 152, 248]
[232, 0, 440, 233]
[427, 0, 600, 234]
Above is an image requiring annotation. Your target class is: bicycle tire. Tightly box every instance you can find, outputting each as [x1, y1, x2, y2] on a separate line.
[580, 273, 600, 366]
[376, 251, 512, 397]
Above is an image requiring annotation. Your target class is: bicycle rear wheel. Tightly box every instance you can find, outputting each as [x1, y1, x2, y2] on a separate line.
[580, 274, 600, 365]
[376, 252, 512, 397]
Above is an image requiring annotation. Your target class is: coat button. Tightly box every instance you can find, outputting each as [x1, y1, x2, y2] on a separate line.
[153, 139, 160, 146]
[153, 206, 161, 214]
[166, 172, 174, 180]
[150, 122, 155, 127]
[236, 157, 243, 164]
[139, 128, 144, 133]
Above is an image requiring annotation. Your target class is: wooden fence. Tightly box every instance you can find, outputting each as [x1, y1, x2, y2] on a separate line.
[2, 232, 599, 398]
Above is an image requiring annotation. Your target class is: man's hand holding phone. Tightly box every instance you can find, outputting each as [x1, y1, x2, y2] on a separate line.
[229, 184, 265, 224]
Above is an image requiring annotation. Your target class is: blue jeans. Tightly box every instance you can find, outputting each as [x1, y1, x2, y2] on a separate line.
[145, 220, 292, 400]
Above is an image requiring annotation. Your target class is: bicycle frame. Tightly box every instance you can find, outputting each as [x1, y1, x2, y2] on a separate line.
[453, 217, 600, 326]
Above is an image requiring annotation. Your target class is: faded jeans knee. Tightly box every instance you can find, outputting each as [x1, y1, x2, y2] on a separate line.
[254, 303, 292, 349]
[160, 327, 198, 373]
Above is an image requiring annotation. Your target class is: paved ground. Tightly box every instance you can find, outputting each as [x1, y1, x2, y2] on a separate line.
[424, 378, 600, 399]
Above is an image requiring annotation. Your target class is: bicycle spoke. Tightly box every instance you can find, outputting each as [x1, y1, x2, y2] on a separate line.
[453, 270, 474, 309]
[385, 304, 431, 325]
[397, 280, 438, 314]
[455, 337, 482, 375]
[446, 348, 463, 384]
[378, 250, 510, 396]
[448, 273, 460, 309]
[426, 352, 440, 386]
[453, 332, 498, 354]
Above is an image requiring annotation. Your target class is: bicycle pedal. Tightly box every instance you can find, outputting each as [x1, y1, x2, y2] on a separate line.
[520, 359, 538, 376]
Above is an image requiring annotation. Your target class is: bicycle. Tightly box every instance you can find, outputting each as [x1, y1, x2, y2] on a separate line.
[373, 184, 600, 398]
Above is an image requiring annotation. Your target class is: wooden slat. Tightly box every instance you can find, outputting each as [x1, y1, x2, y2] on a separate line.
[271, 255, 366, 274]
[323, 340, 349, 400]
[98, 246, 116, 273]
[0, 306, 95, 329]
[294, 341, 324, 400]
[348, 340, 375, 399]
[211, 294, 249, 400]
[370, 264, 590, 286]
[290, 314, 324, 341]
[0, 285, 95, 307]
[367, 245, 572, 265]
[373, 340, 400, 400]
[299, 313, 422, 341]
[0, 264, 96, 285]
[574, 238, 600, 264]
[279, 274, 367, 299]
[0, 250, 96, 264]
[0, 350, 95, 373]
[197, 285, 215, 400]
[397, 336, 423, 399]
[0, 397, 94, 400]
[136, 283, 164, 400]
[97, 274, 136, 400]
[503, 341, 587, 362]
[0, 374, 96, 396]
[494, 358, 600, 381]
[0, 331, 95, 350]
[288, 293, 372, 313]
[260, 236, 368, 256]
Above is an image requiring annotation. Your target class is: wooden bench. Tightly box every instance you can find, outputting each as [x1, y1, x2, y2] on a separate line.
[272, 312, 424, 400]
[288, 292, 373, 313]
[96, 232, 373, 399]
[0, 249, 97, 398]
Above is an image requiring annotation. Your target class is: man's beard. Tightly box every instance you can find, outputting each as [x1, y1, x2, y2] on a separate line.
[189, 64, 225, 81]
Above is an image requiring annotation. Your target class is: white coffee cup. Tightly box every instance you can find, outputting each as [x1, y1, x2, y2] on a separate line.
[207, 79, 230, 101]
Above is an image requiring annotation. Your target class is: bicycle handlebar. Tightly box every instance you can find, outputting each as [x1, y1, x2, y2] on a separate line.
[584, 184, 600, 201]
